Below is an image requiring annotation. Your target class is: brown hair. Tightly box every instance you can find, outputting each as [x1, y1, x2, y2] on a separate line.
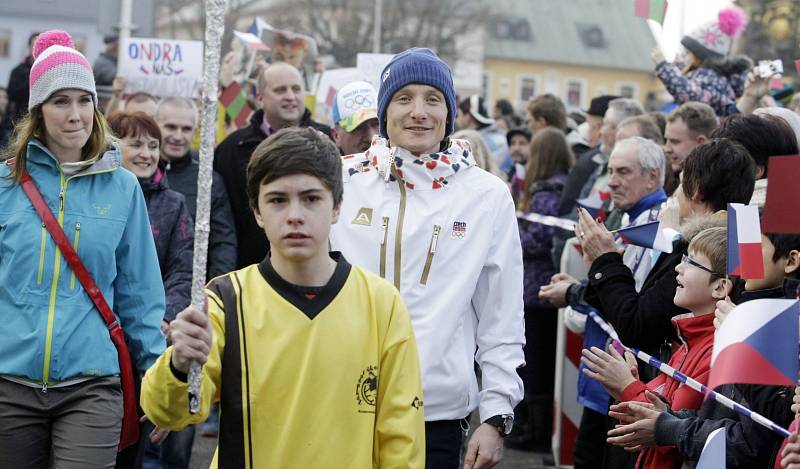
[688, 226, 727, 277]
[107, 112, 162, 142]
[667, 102, 717, 138]
[527, 93, 567, 131]
[247, 127, 343, 210]
[4, 105, 112, 183]
[519, 127, 574, 210]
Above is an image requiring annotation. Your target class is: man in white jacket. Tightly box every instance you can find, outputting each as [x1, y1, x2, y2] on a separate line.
[330, 47, 525, 469]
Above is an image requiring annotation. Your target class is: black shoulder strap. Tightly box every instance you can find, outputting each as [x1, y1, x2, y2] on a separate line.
[208, 273, 253, 469]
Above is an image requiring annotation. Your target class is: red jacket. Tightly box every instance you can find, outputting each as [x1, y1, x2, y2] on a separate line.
[618, 313, 716, 469]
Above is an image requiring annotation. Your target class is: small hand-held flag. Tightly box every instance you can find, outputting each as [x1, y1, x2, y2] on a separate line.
[634, 0, 668, 25]
[247, 17, 273, 38]
[696, 428, 726, 469]
[576, 191, 611, 221]
[233, 30, 271, 51]
[709, 298, 800, 390]
[615, 220, 678, 253]
[762, 156, 800, 234]
[219, 82, 251, 128]
[727, 203, 764, 279]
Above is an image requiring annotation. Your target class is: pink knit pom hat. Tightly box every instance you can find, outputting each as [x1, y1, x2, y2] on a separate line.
[681, 6, 747, 61]
[28, 30, 97, 110]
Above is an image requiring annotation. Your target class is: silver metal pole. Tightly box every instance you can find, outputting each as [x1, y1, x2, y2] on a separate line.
[188, 0, 228, 414]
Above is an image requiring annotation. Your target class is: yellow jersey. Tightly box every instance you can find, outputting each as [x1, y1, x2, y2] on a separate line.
[141, 254, 425, 468]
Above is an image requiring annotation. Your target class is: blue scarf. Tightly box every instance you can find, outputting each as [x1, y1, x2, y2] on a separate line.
[625, 188, 667, 221]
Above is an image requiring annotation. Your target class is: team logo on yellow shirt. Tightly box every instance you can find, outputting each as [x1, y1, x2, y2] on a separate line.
[356, 365, 378, 413]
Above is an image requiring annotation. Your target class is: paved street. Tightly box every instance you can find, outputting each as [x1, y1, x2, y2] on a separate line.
[189, 426, 558, 468]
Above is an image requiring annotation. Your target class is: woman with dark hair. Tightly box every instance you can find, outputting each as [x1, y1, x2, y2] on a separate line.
[0, 31, 164, 467]
[510, 127, 574, 451]
[711, 112, 799, 206]
[107, 111, 194, 468]
[108, 112, 193, 330]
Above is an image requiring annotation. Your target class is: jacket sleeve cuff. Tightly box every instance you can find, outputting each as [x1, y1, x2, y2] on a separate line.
[588, 252, 635, 286]
[169, 355, 189, 383]
[654, 411, 685, 446]
[619, 380, 648, 402]
[567, 281, 587, 307]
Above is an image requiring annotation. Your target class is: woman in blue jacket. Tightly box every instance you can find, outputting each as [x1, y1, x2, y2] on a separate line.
[0, 31, 165, 468]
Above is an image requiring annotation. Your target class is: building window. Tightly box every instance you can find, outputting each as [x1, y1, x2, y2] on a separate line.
[490, 17, 533, 42]
[617, 82, 639, 100]
[518, 75, 538, 106]
[565, 79, 586, 108]
[575, 24, 606, 49]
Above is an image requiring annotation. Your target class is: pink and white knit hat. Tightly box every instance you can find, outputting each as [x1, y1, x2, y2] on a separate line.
[28, 30, 97, 110]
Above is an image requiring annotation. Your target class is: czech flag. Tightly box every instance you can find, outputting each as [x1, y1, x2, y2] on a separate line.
[233, 30, 271, 51]
[576, 191, 611, 221]
[709, 299, 800, 390]
[615, 220, 678, 253]
[727, 203, 764, 279]
[248, 17, 273, 38]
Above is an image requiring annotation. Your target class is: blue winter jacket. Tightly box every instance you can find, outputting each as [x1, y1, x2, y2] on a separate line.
[0, 140, 166, 385]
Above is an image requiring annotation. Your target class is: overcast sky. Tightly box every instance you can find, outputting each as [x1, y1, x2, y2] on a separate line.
[655, 0, 734, 60]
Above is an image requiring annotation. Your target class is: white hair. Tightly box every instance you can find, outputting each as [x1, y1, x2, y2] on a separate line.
[605, 98, 645, 126]
[614, 136, 665, 187]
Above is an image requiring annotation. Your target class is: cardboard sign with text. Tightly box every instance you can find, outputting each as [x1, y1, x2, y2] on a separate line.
[119, 38, 203, 98]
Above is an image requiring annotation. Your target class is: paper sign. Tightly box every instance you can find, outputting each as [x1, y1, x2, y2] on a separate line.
[357, 53, 394, 92]
[313, 68, 363, 125]
[119, 37, 203, 98]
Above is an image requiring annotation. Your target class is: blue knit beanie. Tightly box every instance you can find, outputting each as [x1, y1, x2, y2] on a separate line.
[377, 48, 457, 139]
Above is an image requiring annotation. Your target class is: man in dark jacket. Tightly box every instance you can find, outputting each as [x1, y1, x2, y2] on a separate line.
[214, 61, 330, 269]
[156, 96, 237, 281]
[6, 32, 37, 123]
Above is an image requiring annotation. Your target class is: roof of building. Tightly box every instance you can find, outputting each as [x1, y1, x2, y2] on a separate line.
[485, 0, 657, 72]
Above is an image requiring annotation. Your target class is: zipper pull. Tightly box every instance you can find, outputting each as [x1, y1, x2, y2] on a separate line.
[59, 189, 64, 211]
[430, 225, 441, 254]
[384, 148, 396, 182]
[41, 382, 48, 393]
[380, 217, 389, 245]
[76, 222, 81, 231]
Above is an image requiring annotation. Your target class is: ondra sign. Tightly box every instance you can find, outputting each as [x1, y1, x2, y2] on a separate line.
[120, 38, 203, 98]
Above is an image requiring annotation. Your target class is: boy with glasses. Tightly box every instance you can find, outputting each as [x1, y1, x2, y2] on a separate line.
[580, 226, 733, 469]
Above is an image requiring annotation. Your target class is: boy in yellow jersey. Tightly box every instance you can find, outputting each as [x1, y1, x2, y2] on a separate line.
[140, 127, 425, 468]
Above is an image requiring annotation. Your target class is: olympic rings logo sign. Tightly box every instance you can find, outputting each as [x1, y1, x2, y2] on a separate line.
[343, 93, 374, 110]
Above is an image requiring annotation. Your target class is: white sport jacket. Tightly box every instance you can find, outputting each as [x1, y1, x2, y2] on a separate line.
[331, 137, 525, 422]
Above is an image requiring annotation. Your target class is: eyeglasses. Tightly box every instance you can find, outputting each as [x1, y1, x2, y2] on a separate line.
[681, 254, 725, 278]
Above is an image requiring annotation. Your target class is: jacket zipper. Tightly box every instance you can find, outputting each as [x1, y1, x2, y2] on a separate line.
[37, 223, 46, 285]
[379, 216, 389, 278]
[40, 166, 116, 391]
[420, 225, 441, 285]
[393, 172, 407, 291]
[69, 222, 81, 289]
[42, 175, 67, 391]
